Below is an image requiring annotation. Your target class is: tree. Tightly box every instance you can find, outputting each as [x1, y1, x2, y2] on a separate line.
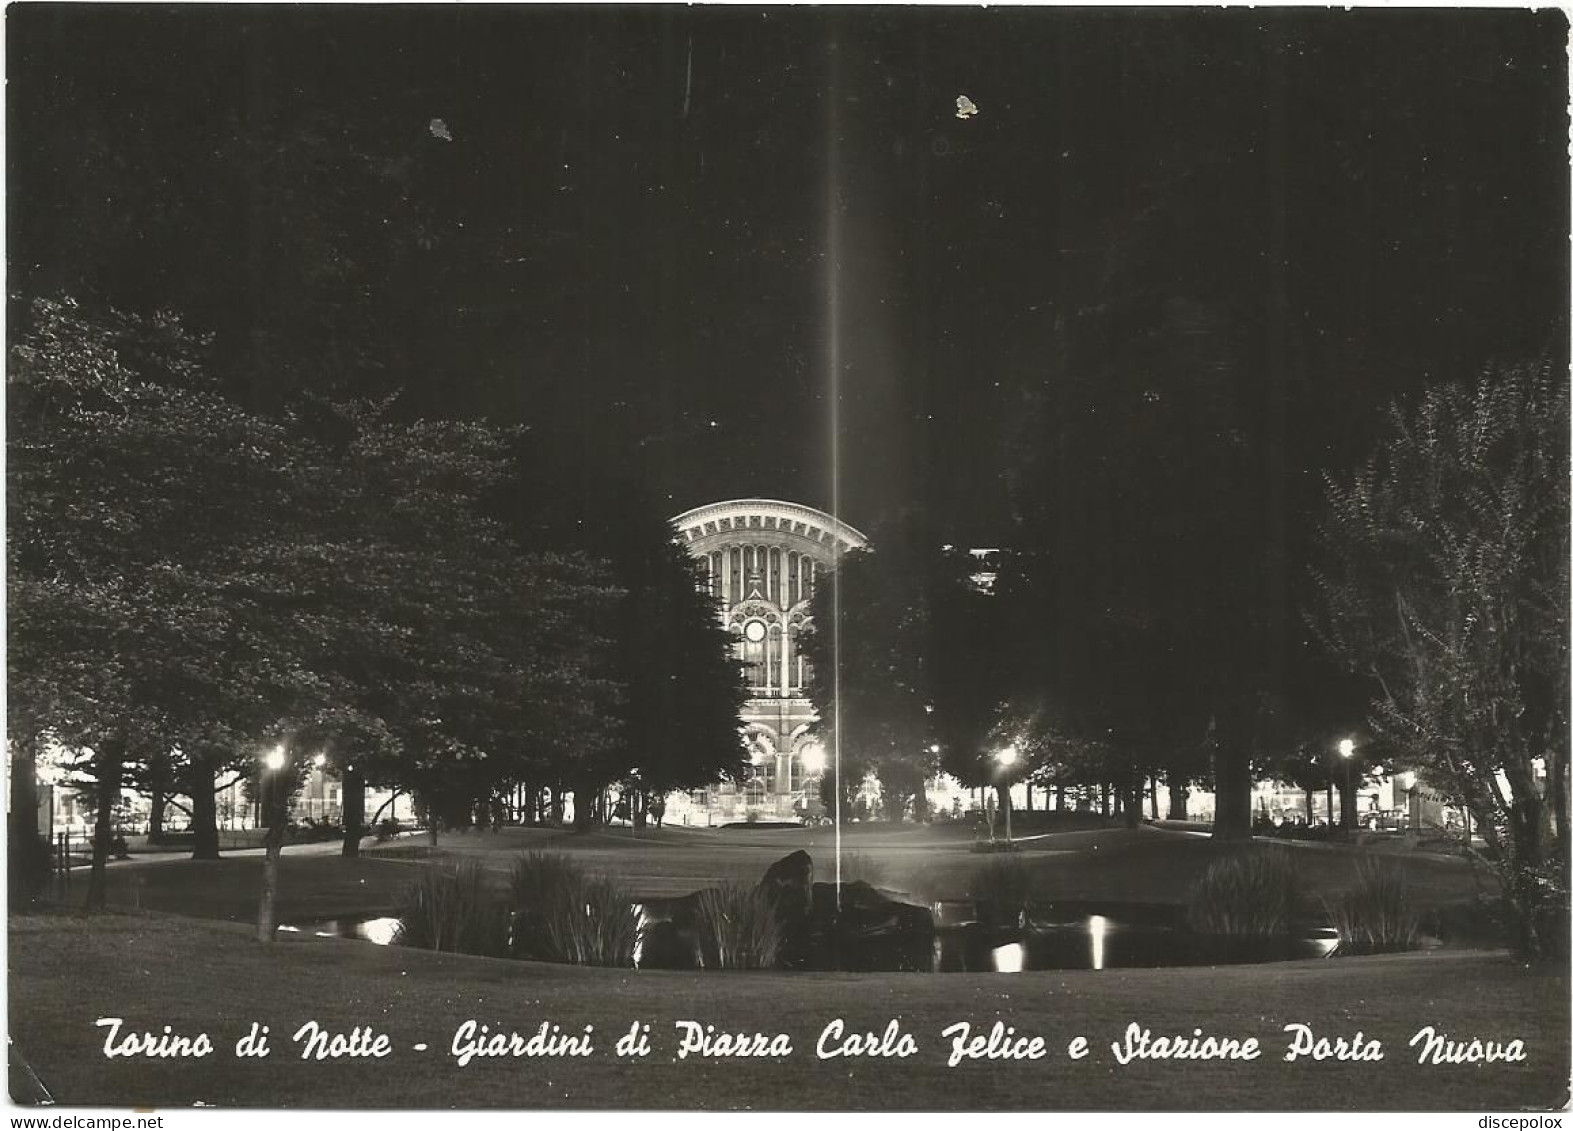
[1312, 362, 1569, 956]
[611, 539, 748, 823]
[495, 461, 745, 827]
[7, 297, 300, 905]
[801, 515, 977, 822]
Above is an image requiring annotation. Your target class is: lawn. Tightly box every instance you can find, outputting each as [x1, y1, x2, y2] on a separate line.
[15, 823, 1555, 1111]
[8, 911, 1567, 1110]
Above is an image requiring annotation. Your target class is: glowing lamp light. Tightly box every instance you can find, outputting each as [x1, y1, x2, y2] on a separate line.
[1402, 771, 1417, 789]
[1088, 914, 1109, 971]
[991, 942, 1025, 973]
[1337, 738, 1355, 759]
[312, 752, 327, 768]
[263, 746, 287, 771]
[929, 743, 941, 754]
[801, 742, 826, 776]
[997, 744, 1019, 769]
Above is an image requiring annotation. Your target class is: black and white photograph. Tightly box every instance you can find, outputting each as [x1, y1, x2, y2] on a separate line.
[5, 2, 1570, 1116]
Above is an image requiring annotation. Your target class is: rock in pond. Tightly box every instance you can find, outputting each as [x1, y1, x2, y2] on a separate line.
[805, 880, 935, 972]
[759, 849, 815, 964]
[638, 851, 935, 972]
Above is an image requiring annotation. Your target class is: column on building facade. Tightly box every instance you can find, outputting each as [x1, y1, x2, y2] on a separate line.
[780, 621, 792, 697]
[721, 546, 732, 605]
[765, 625, 775, 694]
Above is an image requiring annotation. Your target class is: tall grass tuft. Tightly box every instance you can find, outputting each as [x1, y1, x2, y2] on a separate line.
[1187, 848, 1302, 936]
[1325, 857, 1422, 954]
[509, 851, 587, 916]
[508, 851, 588, 961]
[396, 861, 510, 957]
[693, 882, 782, 970]
[970, 853, 1034, 922]
[542, 874, 640, 967]
[505, 850, 640, 966]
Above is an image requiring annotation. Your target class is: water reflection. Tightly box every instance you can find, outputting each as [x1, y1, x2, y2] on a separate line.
[289, 901, 1344, 973]
[288, 915, 402, 945]
[1088, 914, 1108, 971]
[991, 941, 1025, 973]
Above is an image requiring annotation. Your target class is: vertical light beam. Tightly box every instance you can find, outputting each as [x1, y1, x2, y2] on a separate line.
[826, 32, 844, 905]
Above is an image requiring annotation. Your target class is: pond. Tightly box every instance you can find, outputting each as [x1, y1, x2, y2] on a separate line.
[285, 898, 1341, 973]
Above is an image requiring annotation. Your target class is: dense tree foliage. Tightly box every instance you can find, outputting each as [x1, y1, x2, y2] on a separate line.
[7, 296, 744, 932]
[1312, 363, 1569, 956]
[801, 515, 994, 821]
[7, 297, 302, 905]
[497, 463, 748, 828]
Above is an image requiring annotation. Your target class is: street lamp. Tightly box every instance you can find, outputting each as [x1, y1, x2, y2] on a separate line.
[801, 741, 826, 776]
[259, 745, 287, 829]
[996, 744, 1019, 847]
[1337, 738, 1355, 830]
[799, 742, 827, 826]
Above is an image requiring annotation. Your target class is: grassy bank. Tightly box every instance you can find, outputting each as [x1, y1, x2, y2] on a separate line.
[9, 911, 1565, 1110]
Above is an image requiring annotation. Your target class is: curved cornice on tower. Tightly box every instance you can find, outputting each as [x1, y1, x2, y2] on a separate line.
[670, 498, 868, 555]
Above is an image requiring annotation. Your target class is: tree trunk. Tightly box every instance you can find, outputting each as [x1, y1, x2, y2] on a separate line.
[9, 734, 43, 905]
[1210, 745, 1253, 840]
[523, 783, 541, 826]
[10, 734, 39, 842]
[1054, 785, 1066, 811]
[1121, 777, 1142, 830]
[1549, 749, 1569, 891]
[256, 827, 287, 941]
[1099, 782, 1110, 818]
[255, 752, 302, 943]
[340, 766, 365, 858]
[1304, 784, 1315, 824]
[1340, 767, 1360, 831]
[1148, 774, 1160, 821]
[148, 753, 167, 842]
[1167, 779, 1190, 820]
[86, 736, 126, 911]
[1024, 783, 1034, 812]
[190, 760, 220, 859]
[1326, 782, 1334, 827]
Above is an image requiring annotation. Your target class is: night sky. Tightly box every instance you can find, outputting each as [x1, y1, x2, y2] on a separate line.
[8, 6, 1569, 542]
